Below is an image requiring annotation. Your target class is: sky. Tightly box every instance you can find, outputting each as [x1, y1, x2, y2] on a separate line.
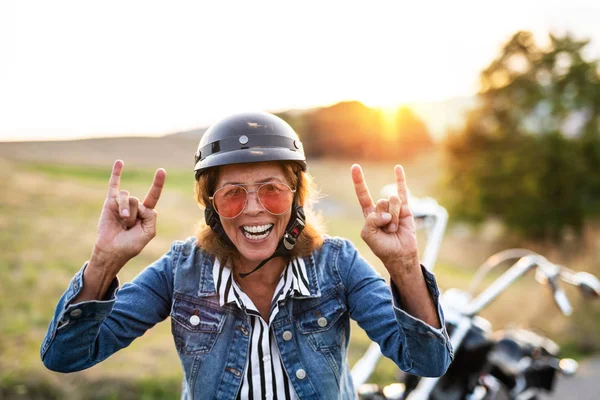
[1, 0, 599, 141]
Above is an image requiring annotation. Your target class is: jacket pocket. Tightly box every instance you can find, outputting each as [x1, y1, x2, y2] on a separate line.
[171, 295, 225, 355]
[294, 290, 347, 352]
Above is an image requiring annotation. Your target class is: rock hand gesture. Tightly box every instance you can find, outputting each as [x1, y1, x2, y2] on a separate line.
[75, 160, 166, 302]
[351, 164, 418, 271]
[351, 164, 440, 327]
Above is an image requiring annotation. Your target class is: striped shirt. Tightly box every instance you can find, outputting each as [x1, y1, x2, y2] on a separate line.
[212, 258, 311, 400]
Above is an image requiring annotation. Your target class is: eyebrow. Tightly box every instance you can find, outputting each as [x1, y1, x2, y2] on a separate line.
[220, 177, 284, 186]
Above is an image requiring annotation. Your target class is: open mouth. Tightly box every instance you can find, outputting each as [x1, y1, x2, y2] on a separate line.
[241, 224, 274, 241]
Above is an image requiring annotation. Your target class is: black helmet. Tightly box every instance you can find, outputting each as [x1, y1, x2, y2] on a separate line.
[194, 111, 306, 180]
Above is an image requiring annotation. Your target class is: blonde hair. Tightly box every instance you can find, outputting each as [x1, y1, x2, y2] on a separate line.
[194, 161, 324, 261]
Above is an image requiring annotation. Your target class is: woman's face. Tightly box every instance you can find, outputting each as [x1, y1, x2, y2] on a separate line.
[215, 162, 292, 266]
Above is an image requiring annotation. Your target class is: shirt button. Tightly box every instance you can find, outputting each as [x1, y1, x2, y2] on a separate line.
[282, 330, 293, 341]
[317, 317, 328, 327]
[296, 369, 306, 379]
[190, 315, 200, 326]
[263, 355, 271, 363]
[70, 309, 82, 318]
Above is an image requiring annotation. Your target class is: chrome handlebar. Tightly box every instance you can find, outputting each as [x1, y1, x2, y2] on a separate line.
[462, 251, 599, 317]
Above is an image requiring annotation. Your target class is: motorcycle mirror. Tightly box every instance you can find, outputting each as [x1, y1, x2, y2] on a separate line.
[574, 272, 600, 299]
[382, 383, 406, 400]
[559, 358, 579, 376]
[357, 383, 384, 400]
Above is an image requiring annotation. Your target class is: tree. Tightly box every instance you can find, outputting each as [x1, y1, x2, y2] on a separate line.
[444, 31, 600, 240]
[278, 102, 434, 160]
[395, 106, 434, 157]
[303, 101, 381, 158]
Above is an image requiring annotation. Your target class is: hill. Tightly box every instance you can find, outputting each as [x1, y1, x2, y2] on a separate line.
[0, 134, 202, 169]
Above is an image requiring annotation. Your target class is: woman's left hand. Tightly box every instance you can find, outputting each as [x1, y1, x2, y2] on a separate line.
[351, 164, 419, 273]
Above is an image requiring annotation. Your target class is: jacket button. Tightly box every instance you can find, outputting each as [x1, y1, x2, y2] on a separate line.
[296, 369, 306, 379]
[317, 317, 328, 327]
[282, 330, 293, 341]
[190, 315, 200, 326]
[70, 309, 82, 318]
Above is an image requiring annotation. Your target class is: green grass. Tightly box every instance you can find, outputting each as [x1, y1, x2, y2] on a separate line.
[1, 156, 599, 398]
[25, 162, 195, 195]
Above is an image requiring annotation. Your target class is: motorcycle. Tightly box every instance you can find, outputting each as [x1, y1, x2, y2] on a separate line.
[352, 193, 600, 400]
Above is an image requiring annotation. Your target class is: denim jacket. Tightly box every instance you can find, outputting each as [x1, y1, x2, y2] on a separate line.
[41, 236, 453, 399]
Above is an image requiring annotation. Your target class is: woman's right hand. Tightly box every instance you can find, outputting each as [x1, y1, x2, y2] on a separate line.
[90, 160, 167, 275]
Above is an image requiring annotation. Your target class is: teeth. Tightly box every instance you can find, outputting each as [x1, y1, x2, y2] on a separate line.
[243, 224, 273, 234]
[242, 224, 273, 241]
[243, 231, 270, 240]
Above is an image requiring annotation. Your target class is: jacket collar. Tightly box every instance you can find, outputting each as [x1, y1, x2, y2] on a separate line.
[195, 248, 321, 299]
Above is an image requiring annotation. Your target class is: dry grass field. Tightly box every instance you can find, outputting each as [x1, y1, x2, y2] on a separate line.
[1, 136, 598, 398]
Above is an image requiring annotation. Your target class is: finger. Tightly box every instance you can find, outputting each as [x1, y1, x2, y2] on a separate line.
[388, 195, 401, 232]
[117, 190, 131, 217]
[351, 164, 375, 218]
[364, 210, 392, 232]
[137, 202, 158, 240]
[143, 168, 167, 209]
[376, 198, 393, 233]
[122, 197, 139, 229]
[395, 165, 409, 206]
[399, 196, 411, 218]
[375, 198, 389, 214]
[107, 160, 124, 200]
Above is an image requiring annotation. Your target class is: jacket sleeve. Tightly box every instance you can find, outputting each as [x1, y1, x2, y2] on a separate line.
[337, 238, 453, 377]
[40, 247, 176, 373]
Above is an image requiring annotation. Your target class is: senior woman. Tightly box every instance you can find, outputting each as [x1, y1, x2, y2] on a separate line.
[41, 112, 453, 399]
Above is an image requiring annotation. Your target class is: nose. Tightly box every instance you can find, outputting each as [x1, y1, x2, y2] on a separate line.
[243, 190, 264, 215]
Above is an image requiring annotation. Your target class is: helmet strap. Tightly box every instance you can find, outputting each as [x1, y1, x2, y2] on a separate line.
[205, 206, 235, 247]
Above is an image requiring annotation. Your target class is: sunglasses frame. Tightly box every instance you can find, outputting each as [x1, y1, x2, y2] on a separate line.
[209, 182, 296, 219]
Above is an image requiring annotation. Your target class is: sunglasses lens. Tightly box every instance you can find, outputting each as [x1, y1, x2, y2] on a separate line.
[213, 183, 294, 218]
[258, 183, 294, 215]
[213, 185, 247, 218]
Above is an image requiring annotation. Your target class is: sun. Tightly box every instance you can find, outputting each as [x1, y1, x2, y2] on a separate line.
[360, 95, 405, 110]
[379, 106, 399, 140]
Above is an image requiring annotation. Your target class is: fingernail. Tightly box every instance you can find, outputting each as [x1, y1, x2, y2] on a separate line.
[382, 212, 392, 220]
[389, 223, 397, 231]
[121, 209, 129, 217]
